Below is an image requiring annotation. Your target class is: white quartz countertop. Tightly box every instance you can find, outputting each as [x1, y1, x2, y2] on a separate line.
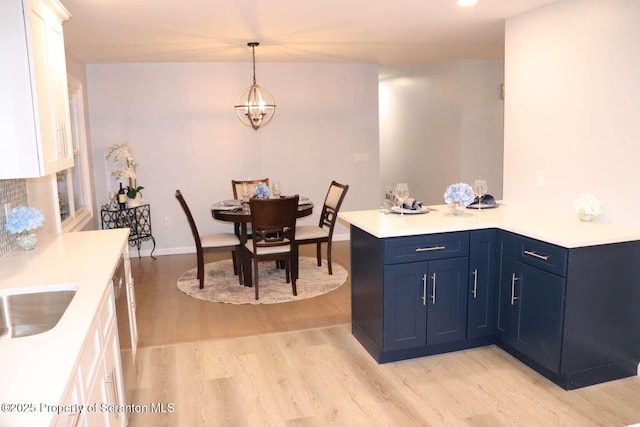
[0, 229, 129, 426]
[338, 202, 640, 248]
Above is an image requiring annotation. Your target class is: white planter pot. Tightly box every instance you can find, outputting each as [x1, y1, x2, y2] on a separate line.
[127, 193, 142, 208]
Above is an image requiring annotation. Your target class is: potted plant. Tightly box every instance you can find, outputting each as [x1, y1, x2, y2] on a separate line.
[105, 143, 144, 207]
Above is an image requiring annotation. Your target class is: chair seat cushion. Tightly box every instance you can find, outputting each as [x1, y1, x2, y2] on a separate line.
[245, 243, 291, 255]
[201, 233, 240, 248]
[296, 225, 329, 240]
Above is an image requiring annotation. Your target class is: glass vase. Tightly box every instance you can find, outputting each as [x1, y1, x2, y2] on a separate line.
[15, 231, 38, 251]
[449, 201, 466, 216]
[578, 211, 596, 222]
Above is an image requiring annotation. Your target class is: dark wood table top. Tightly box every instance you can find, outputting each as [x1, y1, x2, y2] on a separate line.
[211, 200, 314, 222]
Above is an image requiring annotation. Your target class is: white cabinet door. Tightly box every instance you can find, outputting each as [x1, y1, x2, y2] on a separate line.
[123, 250, 139, 359]
[103, 322, 128, 427]
[0, 0, 71, 178]
[51, 374, 84, 427]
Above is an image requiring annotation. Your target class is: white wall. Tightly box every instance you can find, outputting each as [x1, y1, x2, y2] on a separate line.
[87, 62, 379, 255]
[460, 60, 505, 193]
[380, 60, 504, 205]
[504, 0, 640, 225]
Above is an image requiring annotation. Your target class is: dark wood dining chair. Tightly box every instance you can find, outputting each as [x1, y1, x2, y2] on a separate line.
[175, 190, 242, 289]
[231, 178, 270, 200]
[230, 178, 270, 236]
[295, 181, 349, 275]
[245, 196, 299, 300]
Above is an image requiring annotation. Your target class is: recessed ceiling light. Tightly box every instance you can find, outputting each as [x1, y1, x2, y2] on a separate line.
[457, 0, 478, 6]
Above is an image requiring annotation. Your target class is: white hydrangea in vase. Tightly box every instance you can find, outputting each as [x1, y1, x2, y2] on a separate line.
[252, 182, 271, 199]
[4, 205, 45, 250]
[105, 143, 144, 207]
[444, 183, 475, 215]
[573, 193, 602, 222]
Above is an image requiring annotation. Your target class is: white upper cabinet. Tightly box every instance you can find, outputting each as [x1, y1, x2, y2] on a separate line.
[0, 0, 72, 178]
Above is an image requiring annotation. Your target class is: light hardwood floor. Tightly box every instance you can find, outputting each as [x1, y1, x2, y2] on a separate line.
[124, 241, 640, 427]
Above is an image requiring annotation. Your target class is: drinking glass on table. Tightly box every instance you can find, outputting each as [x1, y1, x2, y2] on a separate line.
[240, 182, 251, 211]
[272, 181, 282, 198]
[473, 179, 487, 211]
[394, 183, 410, 216]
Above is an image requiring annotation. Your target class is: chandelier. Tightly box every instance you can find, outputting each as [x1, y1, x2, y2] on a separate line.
[234, 42, 276, 130]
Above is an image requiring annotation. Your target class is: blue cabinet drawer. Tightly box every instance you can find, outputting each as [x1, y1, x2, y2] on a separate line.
[384, 232, 469, 264]
[514, 236, 568, 277]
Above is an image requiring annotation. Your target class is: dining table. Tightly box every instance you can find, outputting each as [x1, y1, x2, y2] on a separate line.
[211, 197, 314, 286]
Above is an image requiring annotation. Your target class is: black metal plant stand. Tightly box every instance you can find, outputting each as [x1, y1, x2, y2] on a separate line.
[100, 202, 156, 258]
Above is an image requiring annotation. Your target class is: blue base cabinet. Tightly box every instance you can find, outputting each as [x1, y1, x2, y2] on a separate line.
[351, 226, 492, 364]
[468, 229, 498, 339]
[509, 261, 566, 373]
[351, 225, 640, 390]
[383, 258, 469, 351]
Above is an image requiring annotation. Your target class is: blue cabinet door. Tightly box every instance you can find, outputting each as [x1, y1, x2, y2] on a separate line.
[468, 230, 497, 339]
[495, 231, 516, 341]
[426, 257, 469, 346]
[383, 262, 428, 351]
[510, 261, 566, 372]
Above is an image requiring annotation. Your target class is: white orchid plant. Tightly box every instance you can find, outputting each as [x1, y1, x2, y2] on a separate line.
[104, 143, 144, 198]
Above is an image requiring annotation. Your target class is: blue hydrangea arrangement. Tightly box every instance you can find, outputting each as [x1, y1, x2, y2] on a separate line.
[4, 205, 45, 234]
[252, 182, 271, 199]
[443, 183, 475, 206]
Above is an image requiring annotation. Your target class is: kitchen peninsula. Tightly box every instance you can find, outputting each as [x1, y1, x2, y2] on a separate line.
[339, 203, 640, 390]
[0, 229, 133, 426]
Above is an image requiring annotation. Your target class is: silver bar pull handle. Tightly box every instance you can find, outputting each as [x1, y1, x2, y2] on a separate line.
[472, 269, 478, 299]
[421, 274, 427, 306]
[510, 273, 520, 305]
[431, 273, 437, 304]
[524, 250, 549, 261]
[105, 368, 120, 419]
[415, 245, 446, 252]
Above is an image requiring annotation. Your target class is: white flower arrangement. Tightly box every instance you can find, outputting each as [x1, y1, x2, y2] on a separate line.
[105, 143, 137, 180]
[444, 183, 475, 206]
[574, 193, 602, 219]
[252, 182, 271, 199]
[4, 205, 45, 234]
[105, 143, 144, 198]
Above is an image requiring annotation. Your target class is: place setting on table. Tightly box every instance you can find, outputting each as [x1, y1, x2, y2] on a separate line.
[382, 179, 498, 216]
[382, 183, 434, 215]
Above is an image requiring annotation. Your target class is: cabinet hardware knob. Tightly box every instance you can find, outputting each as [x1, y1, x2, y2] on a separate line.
[524, 250, 549, 261]
[415, 245, 446, 252]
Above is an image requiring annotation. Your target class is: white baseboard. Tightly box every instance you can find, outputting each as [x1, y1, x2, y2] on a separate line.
[129, 235, 351, 258]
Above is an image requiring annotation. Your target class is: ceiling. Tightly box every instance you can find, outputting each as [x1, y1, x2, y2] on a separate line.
[60, 0, 558, 64]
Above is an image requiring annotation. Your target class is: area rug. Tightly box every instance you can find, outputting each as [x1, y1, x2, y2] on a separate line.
[176, 256, 348, 304]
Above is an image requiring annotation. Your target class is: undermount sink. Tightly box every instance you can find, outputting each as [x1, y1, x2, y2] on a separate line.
[0, 285, 78, 339]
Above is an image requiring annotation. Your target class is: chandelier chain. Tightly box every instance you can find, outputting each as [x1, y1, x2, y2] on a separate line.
[252, 44, 257, 85]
